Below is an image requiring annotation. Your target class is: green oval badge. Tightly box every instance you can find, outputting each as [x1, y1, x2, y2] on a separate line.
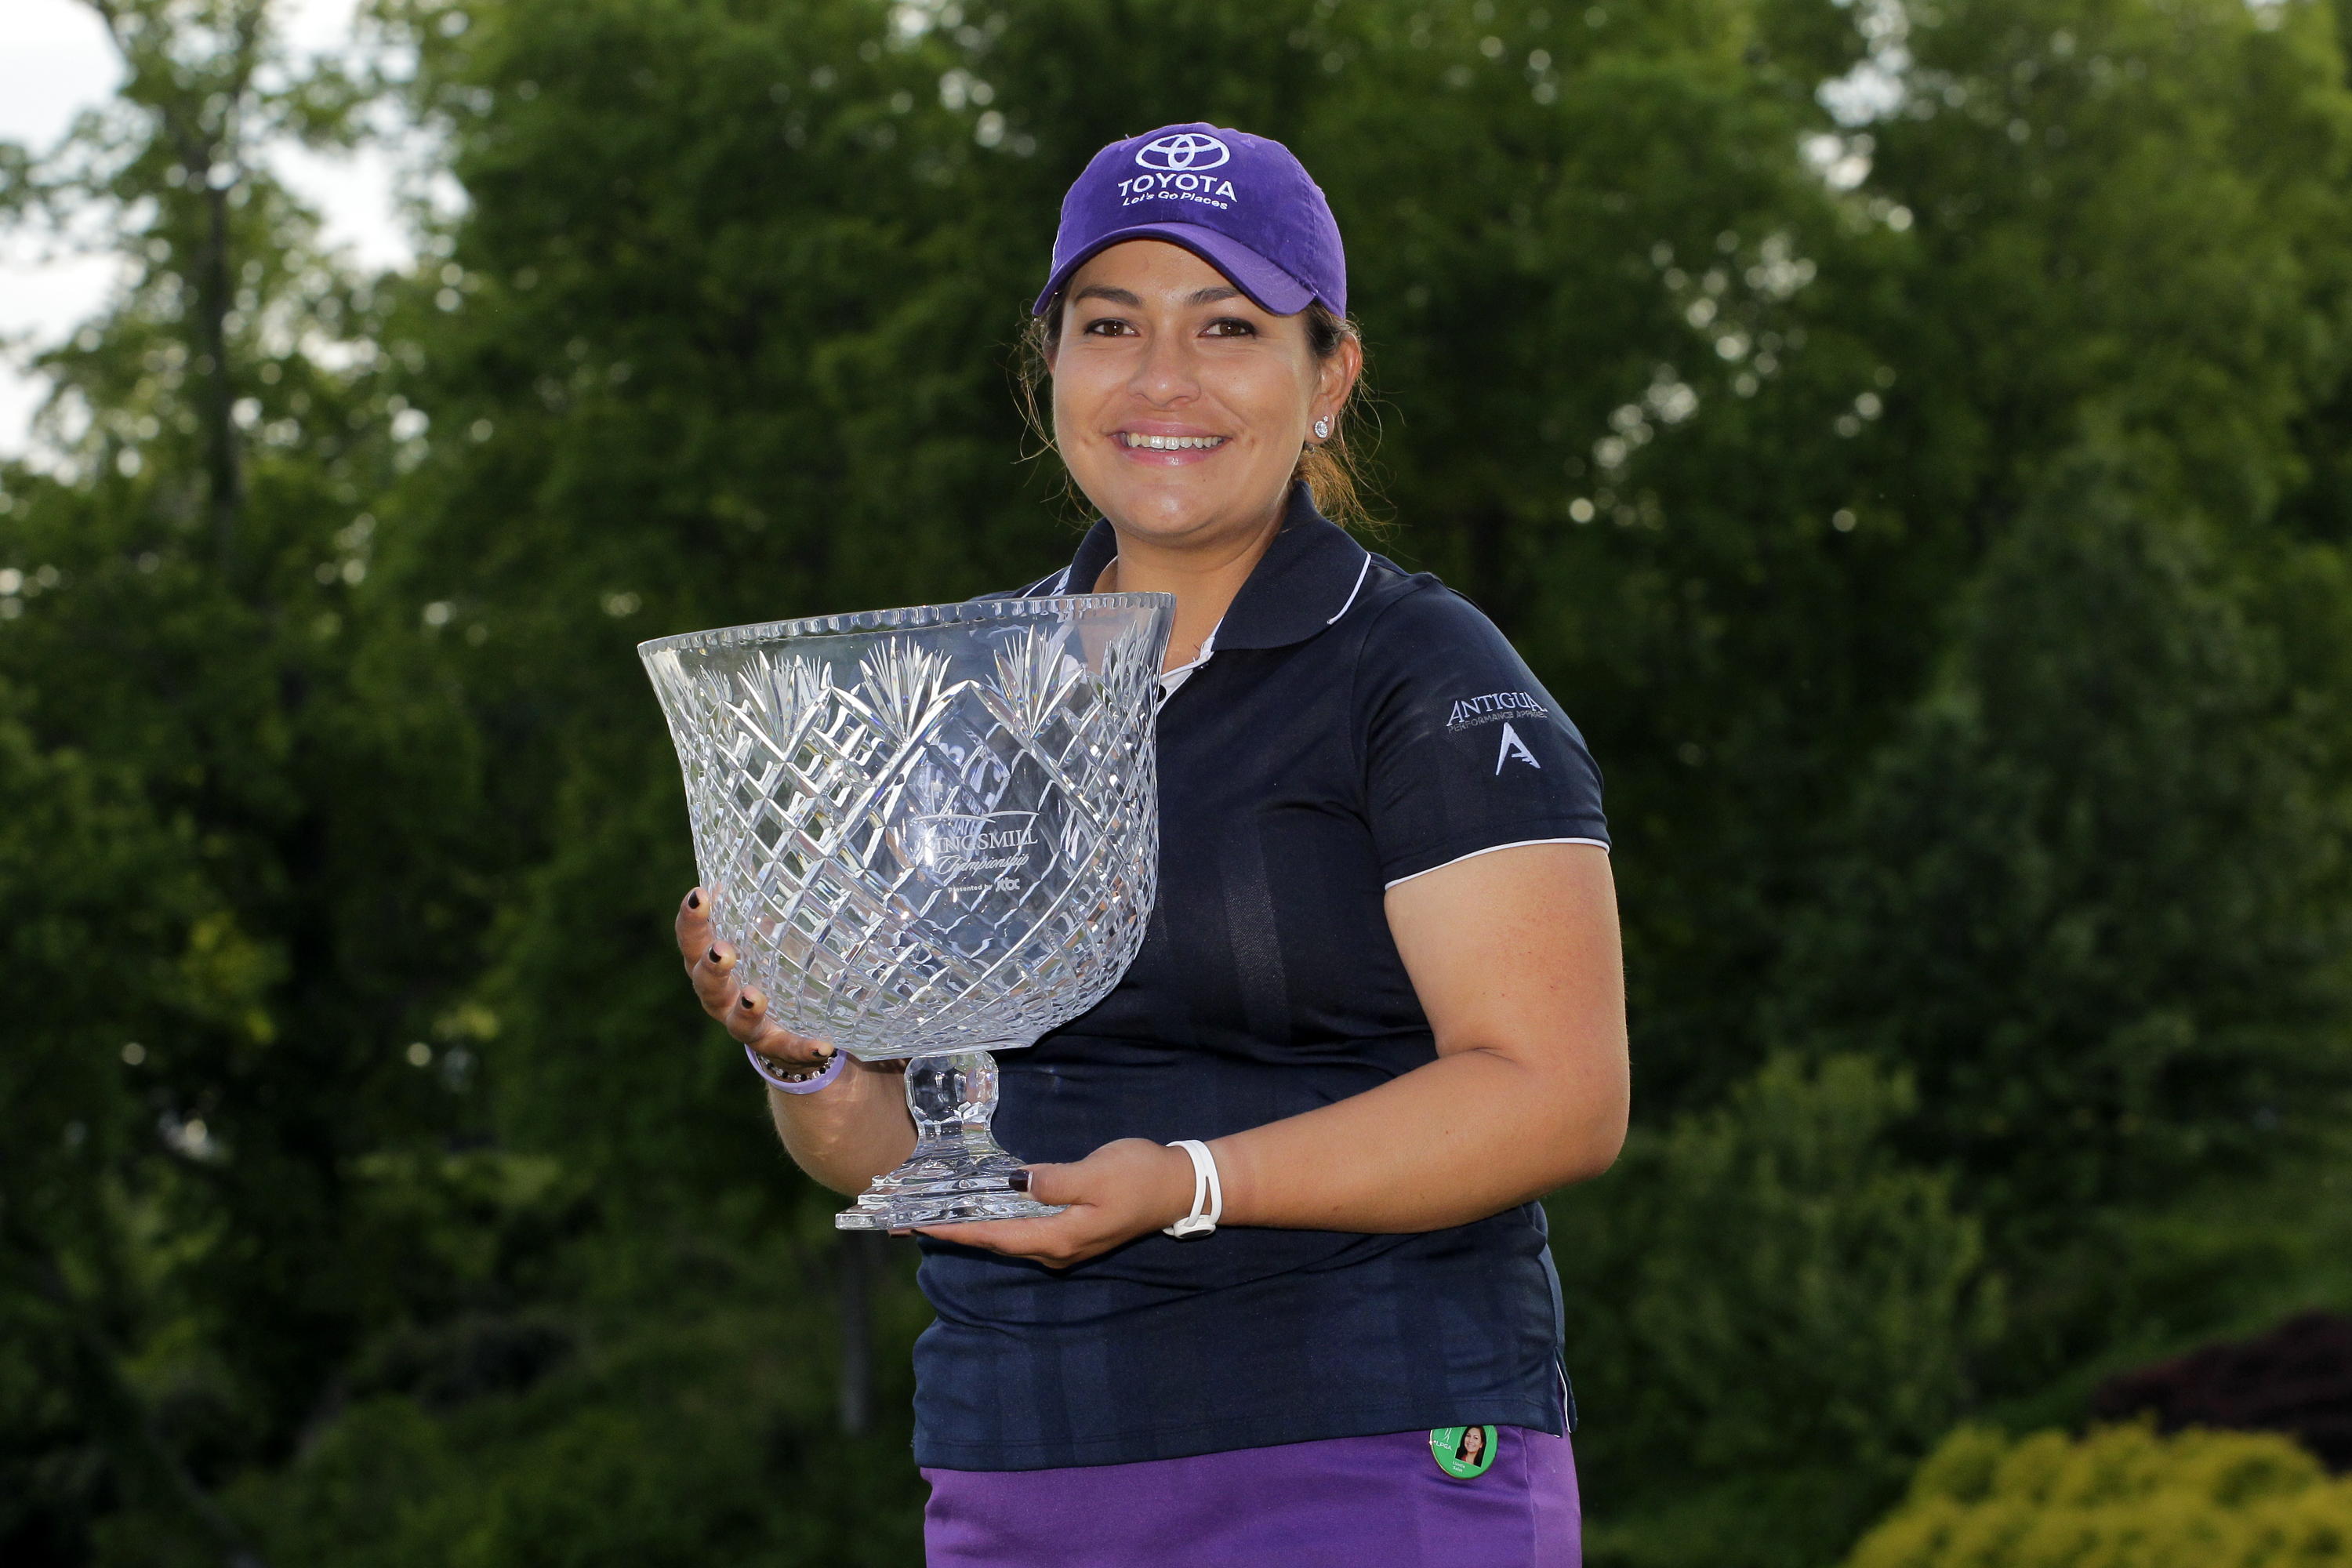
[1430, 1424, 1498, 1479]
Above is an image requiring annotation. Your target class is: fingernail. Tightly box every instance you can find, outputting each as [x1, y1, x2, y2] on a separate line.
[739, 994, 757, 1011]
[816, 1046, 837, 1060]
[687, 889, 702, 909]
[1007, 1168, 1031, 1192]
[707, 946, 723, 966]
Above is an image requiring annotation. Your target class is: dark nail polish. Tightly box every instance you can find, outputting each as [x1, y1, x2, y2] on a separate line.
[708, 946, 723, 966]
[739, 995, 757, 1011]
[1007, 1169, 1031, 1192]
[687, 890, 702, 909]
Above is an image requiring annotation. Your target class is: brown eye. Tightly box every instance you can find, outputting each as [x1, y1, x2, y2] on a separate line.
[1203, 318, 1257, 337]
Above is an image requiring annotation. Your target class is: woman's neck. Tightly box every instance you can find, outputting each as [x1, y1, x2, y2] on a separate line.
[1093, 502, 1286, 673]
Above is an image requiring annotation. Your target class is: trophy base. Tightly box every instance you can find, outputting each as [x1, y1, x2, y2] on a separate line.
[833, 1050, 1065, 1231]
[833, 1141, 1065, 1231]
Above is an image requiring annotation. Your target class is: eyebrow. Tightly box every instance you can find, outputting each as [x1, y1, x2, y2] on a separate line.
[1072, 283, 1246, 308]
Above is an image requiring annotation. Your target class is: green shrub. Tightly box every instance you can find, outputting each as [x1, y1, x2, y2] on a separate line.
[1846, 1423, 2352, 1568]
[1554, 1054, 1999, 1567]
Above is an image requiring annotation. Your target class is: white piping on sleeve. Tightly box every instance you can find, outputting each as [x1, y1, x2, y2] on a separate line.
[1382, 837, 1610, 890]
[1327, 549, 1374, 625]
[1050, 564, 1073, 594]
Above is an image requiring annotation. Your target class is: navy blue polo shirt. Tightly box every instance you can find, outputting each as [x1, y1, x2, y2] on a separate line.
[912, 485, 1610, 1471]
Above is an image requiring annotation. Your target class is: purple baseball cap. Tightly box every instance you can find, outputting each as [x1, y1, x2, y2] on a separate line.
[1033, 122, 1346, 320]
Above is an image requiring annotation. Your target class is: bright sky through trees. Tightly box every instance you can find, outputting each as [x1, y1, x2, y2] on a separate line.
[0, 0, 417, 456]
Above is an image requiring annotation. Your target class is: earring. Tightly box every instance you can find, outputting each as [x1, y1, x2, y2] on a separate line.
[1312, 418, 1330, 440]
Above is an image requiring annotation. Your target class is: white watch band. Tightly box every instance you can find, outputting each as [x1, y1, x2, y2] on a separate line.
[1163, 1139, 1223, 1239]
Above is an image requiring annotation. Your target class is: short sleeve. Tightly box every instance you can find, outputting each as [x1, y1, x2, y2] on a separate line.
[1356, 585, 1609, 887]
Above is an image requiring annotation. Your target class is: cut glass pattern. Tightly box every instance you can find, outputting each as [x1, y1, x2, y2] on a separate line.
[641, 594, 1174, 1229]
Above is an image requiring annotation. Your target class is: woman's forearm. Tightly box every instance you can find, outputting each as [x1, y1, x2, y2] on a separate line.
[919, 1022, 1627, 1265]
[916, 848, 1628, 1265]
[1208, 1041, 1625, 1232]
[1214, 844, 1628, 1232]
[766, 1060, 918, 1196]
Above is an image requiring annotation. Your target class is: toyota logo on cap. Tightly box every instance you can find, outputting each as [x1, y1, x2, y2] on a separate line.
[1134, 132, 1231, 171]
[1037, 122, 1348, 318]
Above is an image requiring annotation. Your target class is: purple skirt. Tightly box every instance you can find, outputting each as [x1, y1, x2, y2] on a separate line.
[923, 1426, 1580, 1567]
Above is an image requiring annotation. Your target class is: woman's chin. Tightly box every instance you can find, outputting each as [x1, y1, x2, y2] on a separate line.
[1103, 503, 1232, 549]
[1081, 474, 1287, 546]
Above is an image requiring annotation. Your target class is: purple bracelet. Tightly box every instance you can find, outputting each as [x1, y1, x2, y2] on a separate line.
[746, 1043, 847, 1094]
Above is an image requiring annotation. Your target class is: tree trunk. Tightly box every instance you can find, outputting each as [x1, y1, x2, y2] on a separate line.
[838, 1229, 877, 1436]
[194, 176, 243, 578]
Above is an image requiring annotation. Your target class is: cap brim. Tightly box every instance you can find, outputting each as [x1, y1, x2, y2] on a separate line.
[1032, 223, 1316, 318]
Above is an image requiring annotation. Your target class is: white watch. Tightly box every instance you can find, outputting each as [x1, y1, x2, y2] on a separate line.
[1163, 1139, 1224, 1239]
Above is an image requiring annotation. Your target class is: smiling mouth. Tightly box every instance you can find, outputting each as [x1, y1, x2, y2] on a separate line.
[1120, 433, 1227, 450]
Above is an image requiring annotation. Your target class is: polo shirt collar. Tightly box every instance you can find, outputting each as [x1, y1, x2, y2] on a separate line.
[1054, 484, 1374, 648]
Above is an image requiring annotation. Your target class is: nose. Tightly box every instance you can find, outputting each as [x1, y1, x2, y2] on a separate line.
[1128, 325, 1201, 408]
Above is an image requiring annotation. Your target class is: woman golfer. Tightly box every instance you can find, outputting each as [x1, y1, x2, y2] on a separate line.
[677, 122, 1628, 1566]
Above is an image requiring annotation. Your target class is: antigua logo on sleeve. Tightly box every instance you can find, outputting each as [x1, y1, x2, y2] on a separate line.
[1444, 689, 1546, 731]
[1445, 690, 1548, 771]
[1494, 723, 1541, 773]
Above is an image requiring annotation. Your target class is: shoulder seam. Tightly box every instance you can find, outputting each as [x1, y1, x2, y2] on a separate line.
[1345, 570, 1437, 782]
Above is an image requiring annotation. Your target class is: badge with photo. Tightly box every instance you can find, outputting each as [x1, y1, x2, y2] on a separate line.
[1428, 1424, 1498, 1479]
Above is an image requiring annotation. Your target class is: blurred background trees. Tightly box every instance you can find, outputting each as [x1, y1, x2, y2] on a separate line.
[3, 0, 2350, 1563]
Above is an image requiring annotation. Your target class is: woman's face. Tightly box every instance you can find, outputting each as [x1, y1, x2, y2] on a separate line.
[1463, 1427, 1485, 1460]
[1050, 239, 1358, 553]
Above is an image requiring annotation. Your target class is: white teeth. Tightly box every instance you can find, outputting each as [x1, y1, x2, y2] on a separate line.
[1125, 433, 1223, 450]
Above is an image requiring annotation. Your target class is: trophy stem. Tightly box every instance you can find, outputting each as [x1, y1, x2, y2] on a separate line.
[834, 1050, 1065, 1230]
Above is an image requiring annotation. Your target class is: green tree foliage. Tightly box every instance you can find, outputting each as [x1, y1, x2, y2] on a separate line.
[225, 1231, 935, 1568]
[1610, 0, 2352, 1103]
[1867, 0, 2352, 534]
[1774, 443, 2352, 1348]
[0, 0, 492, 1555]
[1553, 1056, 1998, 1568]
[0, 685, 264, 1563]
[1844, 1422, 2352, 1568]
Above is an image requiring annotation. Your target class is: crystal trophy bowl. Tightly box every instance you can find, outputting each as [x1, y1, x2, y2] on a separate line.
[639, 593, 1174, 1230]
